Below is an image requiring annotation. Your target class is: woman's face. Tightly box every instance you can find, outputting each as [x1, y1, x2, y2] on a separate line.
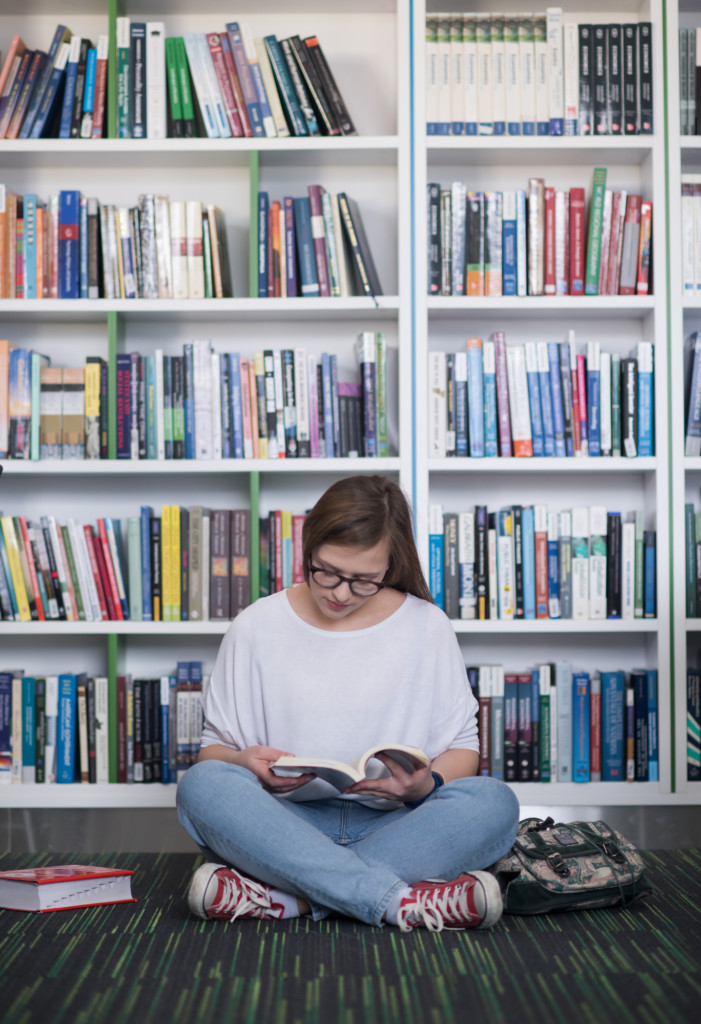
[308, 539, 390, 622]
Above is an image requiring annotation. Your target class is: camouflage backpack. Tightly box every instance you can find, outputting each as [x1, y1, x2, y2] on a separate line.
[492, 817, 654, 914]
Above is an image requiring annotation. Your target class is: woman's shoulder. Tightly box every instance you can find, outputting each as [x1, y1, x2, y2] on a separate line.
[222, 591, 290, 641]
[400, 593, 453, 631]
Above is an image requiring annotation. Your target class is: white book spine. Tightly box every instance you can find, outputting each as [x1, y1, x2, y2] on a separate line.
[555, 189, 568, 294]
[504, 17, 521, 133]
[210, 352, 222, 460]
[330, 194, 350, 298]
[44, 675, 59, 783]
[571, 506, 589, 620]
[519, 17, 536, 131]
[185, 200, 205, 300]
[428, 351, 447, 457]
[146, 23, 167, 140]
[458, 510, 476, 619]
[154, 347, 165, 459]
[196, 32, 230, 138]
[438, 15, 452, 131]
[294, 348, 310, 450]
[694, 175, 701, 294]
[682, 176, 696, 295]
[169, 200, 188, 299]
[600, 351, 612, 455]
[463, 19, 478, 131]
[182, 34, 219, 138]
[621, 519, 636, 619]
[534, 16, 549, 131]
[67, 518, 96, 621]
[546, 7, 564, 133]
[563, 22, 579, 134]
[491, 15, 506, 133]
[47, 516, 74, 621]
[95, 676, 110, 784]
[241, 22, 275, 137]
[450, 15, 465, 131]
[505, 345, 532, 455]
[476, 15, 493, 134]
[254, 37, 289, 137]
[193, 339, 213, 459]
[426, 16, 439, 129]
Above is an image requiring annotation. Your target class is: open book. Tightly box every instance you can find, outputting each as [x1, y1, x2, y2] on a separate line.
[269, 744, 430, 792]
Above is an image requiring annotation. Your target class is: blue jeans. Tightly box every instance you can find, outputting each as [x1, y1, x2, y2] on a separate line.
[176, 761, 520, 926]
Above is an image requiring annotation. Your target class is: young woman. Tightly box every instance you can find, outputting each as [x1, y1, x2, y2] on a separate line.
[177, 475, 519, 932]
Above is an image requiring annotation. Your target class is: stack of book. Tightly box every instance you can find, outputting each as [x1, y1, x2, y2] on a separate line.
[426, 11, 653, 137]
[259, 510, 306, 598]
[679, 27, 701, 135]
[0, 333, 390, 462]
[113, 19, 355, 140]
[429, 335, 654, 460]
[428, 169, 652, 298]
[0, 188, 232, 301]
[0, 662, 206, 786]
[680, 176, 701, 296]
[0, 27, 108, 141]
[0, 20, 355, 141]
[0, 505, 252, 625]
[429, 503, 656, 622]
[468, 662, 658, 784]
[257, 188, 382, 299]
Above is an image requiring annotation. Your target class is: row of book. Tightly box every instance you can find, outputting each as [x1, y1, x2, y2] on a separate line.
[429, 504, 656, 623]
[0, 188, 233, 301]
[257, 188, 382, 299]
[0, 334, 390, 462]
[429, 336, 654, 460]
[259, 510, 306, 599]
[0, 28, 108, 141]
[0, 663, 206, 786]
[0, 506, 252, 625]
[428, 171, 652, 298]
[0, 19, 355, 142]
[425, 12, 653, 137]
[679, 28, 701, 136]
[680, 175, 701, 297]
[469, 663, 658, 784]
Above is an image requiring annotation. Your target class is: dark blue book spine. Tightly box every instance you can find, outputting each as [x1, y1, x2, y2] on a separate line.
[20, 24, 69, 138]
[284, 197, 297, 296]
[183, 344, 195, 459]
[258, 191, 269, 298]
[572, 671, 591, 781]
[140, 506, 153, 621]
[263, 35, 308, 136]
[646, 669, 658, 782]
[116, 353, 132, 459]
[292, 196, 319, 297]
[58, 189, 81, 298]
[229, 352, 244, 459]
[58, 42, 79, 138]
[643, 530, 656, 617]
[56, 674, 77, 783]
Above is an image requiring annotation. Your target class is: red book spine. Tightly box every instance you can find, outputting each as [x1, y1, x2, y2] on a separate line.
[117, 675, 127, 783]
[220, 42, 252, 137]
[274, 509, 282, 592]
[207, 33, 244, 137]
[91, 526, 117, 619]
[292, 514, 305, 583]
[534, 522, 548, 619]
[48, 200, 59, 299]
[18, 516, 45, 620]
[97, 518, 124, 620]
[636, 200, 652, 295]
[590, 683, 602, 779]
[478, 694, 491, 776]
[544, 186, 556, 295]
[83, 525, 109, 620]
[605, 191, 622, 295]
[568, 187, 585, 295]
[91, 50, 108, 139]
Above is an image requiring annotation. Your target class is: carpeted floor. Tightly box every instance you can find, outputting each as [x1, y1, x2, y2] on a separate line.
[1, 849, 700, 1024]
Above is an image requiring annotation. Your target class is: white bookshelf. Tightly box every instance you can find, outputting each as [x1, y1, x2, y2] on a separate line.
[413, 1, 671, 805]
[0, 0, 412, 807]
[665, 0, 701, 801]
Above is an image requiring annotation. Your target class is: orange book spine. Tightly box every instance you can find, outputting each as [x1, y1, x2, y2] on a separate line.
[636, 200, 652, 296]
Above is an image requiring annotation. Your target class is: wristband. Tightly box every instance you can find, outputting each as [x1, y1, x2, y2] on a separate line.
[404, 771, 445, 809]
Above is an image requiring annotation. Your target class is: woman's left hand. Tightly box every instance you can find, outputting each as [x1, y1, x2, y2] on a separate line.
[345, 753, 436, 803]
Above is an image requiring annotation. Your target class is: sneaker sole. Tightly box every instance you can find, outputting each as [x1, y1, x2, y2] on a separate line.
[469, 870, 503, 929]
[187, 862, 227, 919]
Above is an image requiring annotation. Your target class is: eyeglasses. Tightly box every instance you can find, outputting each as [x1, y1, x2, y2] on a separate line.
[308, 563, 387, 597]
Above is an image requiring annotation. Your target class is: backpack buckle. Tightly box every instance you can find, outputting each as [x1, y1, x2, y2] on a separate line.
[602, 841, 626, 864]
[546, 852, 570, 877]
[530, 817, 555, 832]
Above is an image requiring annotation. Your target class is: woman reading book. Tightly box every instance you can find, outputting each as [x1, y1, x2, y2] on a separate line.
[177, 475, 519, 932]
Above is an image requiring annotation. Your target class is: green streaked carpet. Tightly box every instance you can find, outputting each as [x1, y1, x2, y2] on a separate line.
[1, 850, 700, 1024]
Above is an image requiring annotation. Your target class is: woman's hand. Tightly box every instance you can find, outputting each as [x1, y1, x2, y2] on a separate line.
[239, 745, 316, 794]
[345, 753, 436, 803]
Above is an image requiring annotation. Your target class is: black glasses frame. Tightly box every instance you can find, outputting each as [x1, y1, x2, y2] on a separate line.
[308, 562, 387, 597]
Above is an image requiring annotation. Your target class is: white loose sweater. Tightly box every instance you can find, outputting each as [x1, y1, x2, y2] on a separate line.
[201, 590, 479, 806]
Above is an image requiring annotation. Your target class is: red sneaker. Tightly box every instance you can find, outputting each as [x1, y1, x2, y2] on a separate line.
[397, 871, 502, 932]
[187, 863, 285, 922]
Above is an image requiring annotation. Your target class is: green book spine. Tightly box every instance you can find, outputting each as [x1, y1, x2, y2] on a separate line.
[61, 525, 86, 620]
[127, 516, 143, 621]
[165, 37, 183, 133]
[634, 509, 644, 618]
[202, 214, 214, 298]
[376, 332, 388, 456]
[610, 352, 621, 455]
[686, 502, 697, 617]
[584, 167, 607, 294]
[174, 37, 195, 130]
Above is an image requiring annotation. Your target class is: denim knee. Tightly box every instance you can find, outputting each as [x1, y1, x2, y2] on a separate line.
[444, 776, 520, 838]
[176, 759, 253, 816]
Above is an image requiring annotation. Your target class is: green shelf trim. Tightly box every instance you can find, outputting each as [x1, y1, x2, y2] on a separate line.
[106, 0, 120, 139]
[661, 0, 676, 792]
[249, 150, 259, 298]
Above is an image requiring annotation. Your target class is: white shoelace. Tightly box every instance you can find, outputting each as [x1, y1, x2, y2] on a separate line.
[209, 871, 276, 921]
[397, 881, 479, 932]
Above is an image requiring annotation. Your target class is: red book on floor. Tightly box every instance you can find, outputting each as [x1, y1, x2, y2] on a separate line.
[0, 864, 135, 912]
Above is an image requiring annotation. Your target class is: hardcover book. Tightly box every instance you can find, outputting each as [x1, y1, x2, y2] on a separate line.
[0, 865, 135, 912]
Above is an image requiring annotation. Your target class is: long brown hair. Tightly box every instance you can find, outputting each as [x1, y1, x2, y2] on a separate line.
[302, 475, 433, 602]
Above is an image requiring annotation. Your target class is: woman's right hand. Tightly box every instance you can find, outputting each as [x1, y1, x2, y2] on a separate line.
[239, 746, 315, 794]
